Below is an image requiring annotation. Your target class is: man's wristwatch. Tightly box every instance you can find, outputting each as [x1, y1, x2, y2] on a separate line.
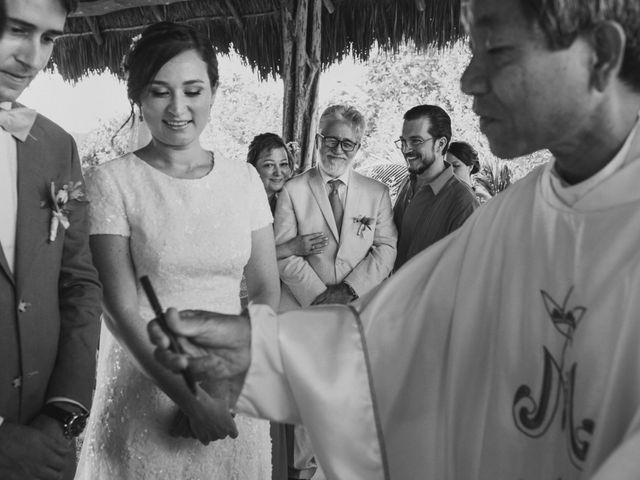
[41, 404, 89, 439]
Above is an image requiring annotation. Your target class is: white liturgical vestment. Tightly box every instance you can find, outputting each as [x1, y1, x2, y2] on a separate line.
[238, 115, 640, 479]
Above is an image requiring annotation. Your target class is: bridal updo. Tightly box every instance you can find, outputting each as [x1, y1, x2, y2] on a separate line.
[121, 22, 219, 122]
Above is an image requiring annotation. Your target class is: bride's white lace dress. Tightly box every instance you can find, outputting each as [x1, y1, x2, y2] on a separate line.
[76, 152, 272, 480]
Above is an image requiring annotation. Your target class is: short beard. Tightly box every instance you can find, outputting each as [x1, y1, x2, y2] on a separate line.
[407, 164, 428, 175]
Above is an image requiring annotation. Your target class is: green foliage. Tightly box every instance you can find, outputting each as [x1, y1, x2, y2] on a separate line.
[207, 69, 283, 161]
[79, 116, 130, 169]
[475, 157, 512, 196]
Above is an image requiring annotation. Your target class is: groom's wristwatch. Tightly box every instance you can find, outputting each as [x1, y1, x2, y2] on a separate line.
[41, 404, 89, 439]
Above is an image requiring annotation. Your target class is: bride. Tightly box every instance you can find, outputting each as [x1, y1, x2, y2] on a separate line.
[76, 22, 279, 479]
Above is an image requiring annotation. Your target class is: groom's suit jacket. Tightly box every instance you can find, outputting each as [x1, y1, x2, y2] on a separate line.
[275, 167, 397, 309]
[0, 112, 102, 425]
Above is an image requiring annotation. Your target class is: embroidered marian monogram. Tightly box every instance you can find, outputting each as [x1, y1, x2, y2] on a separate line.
[512, 287, 594, 470]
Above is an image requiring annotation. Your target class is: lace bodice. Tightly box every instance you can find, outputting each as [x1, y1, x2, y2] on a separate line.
[76, 152, 273, 480]
[86, 152, 271, 316]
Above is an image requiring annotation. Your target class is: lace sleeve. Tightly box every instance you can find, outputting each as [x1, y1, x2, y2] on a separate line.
[246, 163, 273, 231]
[85, 164, 130, 237]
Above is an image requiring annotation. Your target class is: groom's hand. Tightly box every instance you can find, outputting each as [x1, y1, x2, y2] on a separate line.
[148, 308, 252, 405]
[0, 421, 69, 480]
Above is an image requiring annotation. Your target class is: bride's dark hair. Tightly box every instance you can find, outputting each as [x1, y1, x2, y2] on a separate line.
[114, 22, 219, 141]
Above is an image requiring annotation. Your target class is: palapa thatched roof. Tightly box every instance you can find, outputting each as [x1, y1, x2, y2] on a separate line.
[54, 0, 464, 82]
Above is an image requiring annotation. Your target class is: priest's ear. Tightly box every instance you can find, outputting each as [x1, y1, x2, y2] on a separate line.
[589, 20, 625, 92]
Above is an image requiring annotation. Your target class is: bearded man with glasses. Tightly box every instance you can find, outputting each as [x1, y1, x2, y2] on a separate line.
[393, 104, 479, 270]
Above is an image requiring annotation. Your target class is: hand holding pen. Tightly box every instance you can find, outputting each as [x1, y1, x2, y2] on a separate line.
[140, 275, 198, 395]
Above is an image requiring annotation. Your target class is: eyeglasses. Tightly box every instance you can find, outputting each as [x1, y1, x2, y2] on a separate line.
[394, 137, 435, 150]
[317, 133, 360, 153]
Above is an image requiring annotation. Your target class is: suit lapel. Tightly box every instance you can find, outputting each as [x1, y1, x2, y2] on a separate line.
[338, 171, 362, 251]
[308, 168, 340, 241]
[15, 119, 46, 289]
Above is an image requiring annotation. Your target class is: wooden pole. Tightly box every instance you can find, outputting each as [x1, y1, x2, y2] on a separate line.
[306, 0, 322, 170]
[70, 0, 192, 17]
[281, 0, 321, 172]
[281, 0, 294, 147]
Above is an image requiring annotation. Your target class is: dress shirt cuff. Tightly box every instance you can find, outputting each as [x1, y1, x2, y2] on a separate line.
[46, 397, 89, 414]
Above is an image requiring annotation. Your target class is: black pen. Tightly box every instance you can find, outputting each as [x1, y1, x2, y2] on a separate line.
[140, 275, 198, 395]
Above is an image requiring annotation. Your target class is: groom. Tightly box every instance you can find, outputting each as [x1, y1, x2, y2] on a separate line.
[0, 1, 102, 479]
[151, 0, 640, 478]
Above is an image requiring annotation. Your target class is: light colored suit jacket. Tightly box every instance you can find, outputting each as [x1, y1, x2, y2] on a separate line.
[275, 167, 397, 309]
[0, 112, 102, 425]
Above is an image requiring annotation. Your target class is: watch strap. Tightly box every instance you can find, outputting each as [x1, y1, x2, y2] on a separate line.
[42, 403, 88, 438]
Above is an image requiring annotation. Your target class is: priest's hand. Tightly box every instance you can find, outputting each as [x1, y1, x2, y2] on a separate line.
[311, 282, 357, 305]
[148, 308, 251, 409]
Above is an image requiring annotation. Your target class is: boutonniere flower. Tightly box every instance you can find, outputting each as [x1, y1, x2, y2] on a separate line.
[353, 215, 374, 236]
[41, 181, 86, 242]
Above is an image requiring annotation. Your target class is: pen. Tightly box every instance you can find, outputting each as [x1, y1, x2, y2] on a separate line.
[140, 275, 198, 395]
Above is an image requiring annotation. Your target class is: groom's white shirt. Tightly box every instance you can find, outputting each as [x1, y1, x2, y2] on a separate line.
[238, 118, 640, 480]
[0, 103, 18, 273]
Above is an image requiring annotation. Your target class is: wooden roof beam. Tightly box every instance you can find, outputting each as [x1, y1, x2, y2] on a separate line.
[70, 0, 194, 18]
[60, 10, 278, 38]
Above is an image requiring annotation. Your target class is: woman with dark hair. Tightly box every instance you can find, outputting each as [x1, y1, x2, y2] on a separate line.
[447, 140, 491, 201]
[247, 132, 328, 259]
[247, 132, 295, 212]
[76, 22, 277, 479]
[447, 141, 480, 186]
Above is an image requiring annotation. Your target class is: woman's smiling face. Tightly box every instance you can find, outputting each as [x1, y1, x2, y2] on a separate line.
[140, 49, 214, 149]
[255, 146, 292, 196]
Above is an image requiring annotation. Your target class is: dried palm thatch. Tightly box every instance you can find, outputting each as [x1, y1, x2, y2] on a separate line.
[54, 0, 464, 82]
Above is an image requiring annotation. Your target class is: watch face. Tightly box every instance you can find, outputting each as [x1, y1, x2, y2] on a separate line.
[67, 413, 88, 437]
